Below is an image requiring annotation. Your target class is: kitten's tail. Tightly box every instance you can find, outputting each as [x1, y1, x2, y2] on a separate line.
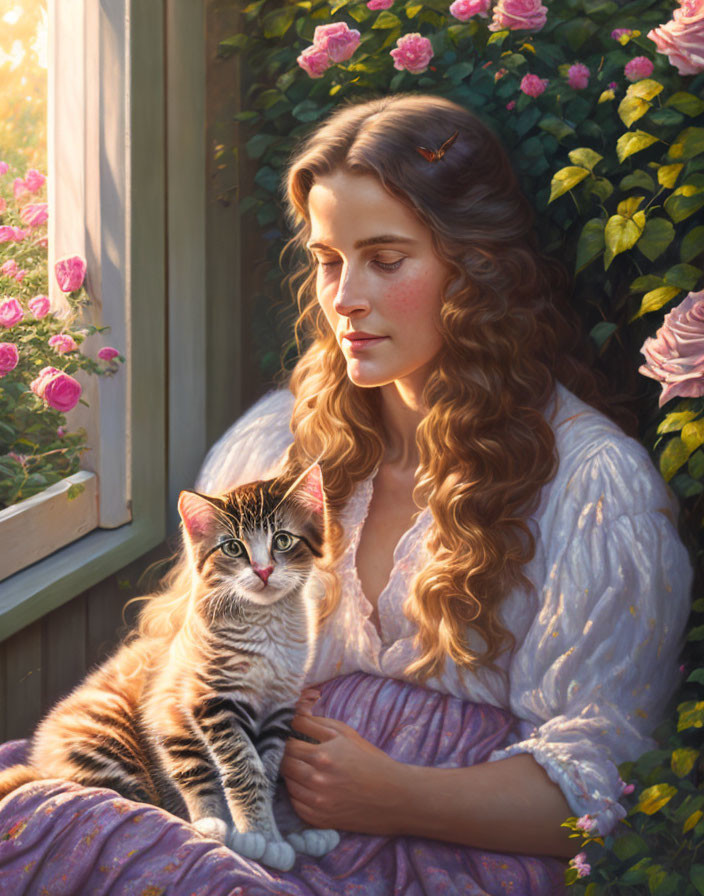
[0, 764, 42, 801]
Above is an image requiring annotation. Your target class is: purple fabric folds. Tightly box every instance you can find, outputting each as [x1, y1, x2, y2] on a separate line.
[0, 672, 567, 895]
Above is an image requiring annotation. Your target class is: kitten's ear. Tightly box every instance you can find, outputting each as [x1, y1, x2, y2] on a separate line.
[178, 490, 223, 540]
[292, 463, 325, 516]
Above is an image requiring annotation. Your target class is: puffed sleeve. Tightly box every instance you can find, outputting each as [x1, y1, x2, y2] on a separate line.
[488, 427, 693, 835]
[195, 388, 295, 494]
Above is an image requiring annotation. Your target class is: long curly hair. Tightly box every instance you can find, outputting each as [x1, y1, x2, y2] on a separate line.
[279, 93, 629, 682]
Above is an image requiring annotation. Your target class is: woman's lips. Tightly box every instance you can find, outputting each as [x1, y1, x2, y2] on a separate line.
[342, 334, 388, 352]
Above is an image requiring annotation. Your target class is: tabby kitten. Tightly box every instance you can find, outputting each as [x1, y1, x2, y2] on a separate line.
[0, 465, 339, 871]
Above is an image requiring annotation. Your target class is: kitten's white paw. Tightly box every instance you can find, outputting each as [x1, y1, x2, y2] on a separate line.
[227, 829, 267, 861]
[193, 816, 229, 844]
[261, 839, 296, 871]
[286, 827, 340, 856]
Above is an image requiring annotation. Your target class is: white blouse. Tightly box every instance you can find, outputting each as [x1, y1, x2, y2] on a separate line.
[196, 383, 693, 835]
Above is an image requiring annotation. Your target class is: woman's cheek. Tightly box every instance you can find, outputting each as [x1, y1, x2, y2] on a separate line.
[383, 271, 440, 320]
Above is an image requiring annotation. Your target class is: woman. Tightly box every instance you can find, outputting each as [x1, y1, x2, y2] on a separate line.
[194, 93, 692, 892]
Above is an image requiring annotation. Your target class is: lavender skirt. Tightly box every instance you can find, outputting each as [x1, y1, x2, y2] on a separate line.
[0, 672, 567, 895]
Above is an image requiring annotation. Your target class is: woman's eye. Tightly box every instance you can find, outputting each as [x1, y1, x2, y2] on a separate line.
[316, 257, 341, 269]
[220, 539, 245, 558]
[374, 258, 404, 272]
[273, 532, 295, 552]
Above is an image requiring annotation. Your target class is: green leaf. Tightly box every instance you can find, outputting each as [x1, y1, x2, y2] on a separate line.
[548, 166, 590, 203]
[568, 148, 603, 171]
[687, 669, 704, 685]
[682, 226, 704, 263]
[66, 482, 85, 501]
[689, 625, 704, 641]
[619, 95, 650, 128]
[487, 29, 509, 45]
[665, 263, 702, 290]
[658, 409, 698, 434]
[649, 108, 685, 128]
[617, 130, 659, 163]
[672, 747, 699, 777]
[669, 127, 704, 161]
[245, 133, 276, 159]
[253, 165, 279, 193]
[612, 831, 649, 861]
[576, 218, 605, 271]
[660, 436, 691, 480]
[667, 92, 704, 117]
[590, 321, 617, 349]
[631, 275, 666, 293]
[584, 177, 613, 202]
[678, 700, 704, 731]
[627, 78, 663, 102]
[538, 115, 575, 142]
[637, 218, 675, 262]
[261, 5, 297, 38]
[692, 865, 704, 896]
[665, 185, 704, 223]
[636, 783, 677, 814]
[634, 285, 681, 319]
[445, 61, 473, 83]
[620, 170, 655, 192]
[604, 210, 646, 268]
[371, 10, 401, 28]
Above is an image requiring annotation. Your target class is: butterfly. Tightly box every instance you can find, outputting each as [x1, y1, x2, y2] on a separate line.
[415, 130, 459, 163]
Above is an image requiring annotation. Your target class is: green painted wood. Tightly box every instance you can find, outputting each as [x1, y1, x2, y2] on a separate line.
[4, 621, 42, 741]
[43, 594, 87, 712]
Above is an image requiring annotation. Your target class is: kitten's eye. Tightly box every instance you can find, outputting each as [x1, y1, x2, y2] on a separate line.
[220, 539, 245, 558]
[273, 531, 295, 552]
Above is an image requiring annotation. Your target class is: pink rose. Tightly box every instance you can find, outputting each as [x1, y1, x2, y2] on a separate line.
[648, 0, 704, 75]
[49, 334, 79, 354]
[13, 178, 29, 202]
[611, 27, 633, 40]
[449, 0, 491, 20]
[367, 0, 394, 8]
[20, 203, 48, 228]
[1, 260, 18, 278]
[24, 169, 46, 192]
[28, 295, 51, 318]
[639, 291, 704, 406]
[390, 33, 434, 73]
[14, 269, 26, 283]
[55, 255, 87, 292]
[575, 814, 597, 832]
[520, 73, 549, 96]
[0, 197, 5, 214]
[57, 426, 66, 438]
[0, 298, 23, 328]
[567, 63, 590, 89]
[624, 55, 655, 80]
[297, 45, 333, 78]
[0, 226, 14, 243]
[34, 235, 48, 249]
[11, 227, 28, 241]
[489, 0, 547, 32]
[506, 100, 517, 110]
[313, 23, 361, 63]
[0, 342, 19, 376]
[0, 161, 8, 176]
[98, 346, 120, 362]
[30, 365, 82, 413]
[571, 853, 591, 878]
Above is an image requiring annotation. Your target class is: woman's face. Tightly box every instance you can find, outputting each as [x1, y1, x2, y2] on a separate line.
[307, 169, 449, 394]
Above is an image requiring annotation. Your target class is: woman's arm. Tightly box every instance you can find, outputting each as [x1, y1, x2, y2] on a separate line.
[280, 710, 576, 858]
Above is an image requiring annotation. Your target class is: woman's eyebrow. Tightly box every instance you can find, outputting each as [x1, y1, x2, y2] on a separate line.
[306, 235, 418, 250]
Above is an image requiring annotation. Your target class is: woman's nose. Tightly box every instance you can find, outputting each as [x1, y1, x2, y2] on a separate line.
[332, 263, 369, 317]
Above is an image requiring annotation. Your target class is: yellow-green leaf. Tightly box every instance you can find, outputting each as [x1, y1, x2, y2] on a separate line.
[682, 419, 704, 453]
[671, 747, 699, 777]
[617, 196, 645, 217]
[406, 2, 423, 16]
[617, 130, 659, 163]
[657, 409, 698, 434]
[604, 211, 646, 268]
[568, 148, 603, 171]
[627, 78, 664, 102]
[658, 163, 684, 188]
[659, 436, 691, 481]
[667, 92, 704, 117]
[636, 783, 677, 815]
[599, 88, 615, 104]
[549, 166, 590, 203]
[633, 285, 681, 319]
[682, 225, 704, 263]
[618, 95, 650, 128]
[665, 184, 704, 223]
[684, 810, 704, 833]
[678, 699, 704, 731]
[669, 127, 704, 161]
[637, 217, 675, 262]
[576, 218, 606, 272]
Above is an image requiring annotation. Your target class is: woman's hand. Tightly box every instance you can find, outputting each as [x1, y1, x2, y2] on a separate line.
[280, 696, 408, 835]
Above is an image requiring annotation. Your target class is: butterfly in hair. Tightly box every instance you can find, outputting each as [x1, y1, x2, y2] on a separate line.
[415, 130, 459, 163]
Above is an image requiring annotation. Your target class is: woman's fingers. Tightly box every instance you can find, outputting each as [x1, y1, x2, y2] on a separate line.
[290, 712, 340, 740]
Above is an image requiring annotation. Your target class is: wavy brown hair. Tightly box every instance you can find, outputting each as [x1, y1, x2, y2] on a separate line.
[279, 93, 630, 682]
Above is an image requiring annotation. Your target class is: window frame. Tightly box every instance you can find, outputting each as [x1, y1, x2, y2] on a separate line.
[0, 0, 169, 640]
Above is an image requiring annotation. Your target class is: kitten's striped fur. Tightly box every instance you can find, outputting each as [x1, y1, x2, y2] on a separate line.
[0, 466, 339, 870]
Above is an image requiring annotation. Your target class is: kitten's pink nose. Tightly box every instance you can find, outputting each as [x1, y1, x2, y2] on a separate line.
[253, 564, 274, 584]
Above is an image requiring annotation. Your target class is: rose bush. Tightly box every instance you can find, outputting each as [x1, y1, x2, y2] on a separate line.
[220, 0, 704, 887]
[0, 160, 124, 510]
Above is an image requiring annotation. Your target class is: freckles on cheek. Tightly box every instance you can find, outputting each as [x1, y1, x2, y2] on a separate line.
[383, 276, 432, 313]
